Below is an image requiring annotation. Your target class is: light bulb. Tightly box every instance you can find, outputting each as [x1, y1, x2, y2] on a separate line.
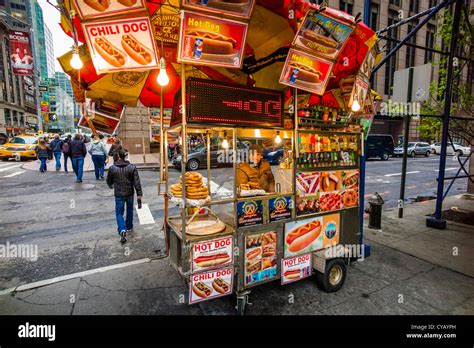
[157, 57, 169, 86]
[255, 129, 261, 138]
[275, 132, 282, 144]
[70, 52, 83, 70]
[351, 100, 361, 112]
[222, 138, 229, 149]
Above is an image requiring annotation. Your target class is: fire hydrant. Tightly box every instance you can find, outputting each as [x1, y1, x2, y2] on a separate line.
[366, 192, 385, 230]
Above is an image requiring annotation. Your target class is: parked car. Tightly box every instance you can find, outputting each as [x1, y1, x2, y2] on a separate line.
[430, 142, 471, 156]
[0, 135, 39, 161]
[263, 147, 284, 165]
[393, 142, 432, 157]
[366, 134, 395, 161]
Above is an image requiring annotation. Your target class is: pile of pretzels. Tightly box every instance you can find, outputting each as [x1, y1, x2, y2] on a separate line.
[170, 172, 209, 200]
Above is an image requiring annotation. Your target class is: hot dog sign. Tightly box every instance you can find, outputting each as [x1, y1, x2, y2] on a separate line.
[189, 266, 234, 304]
[281, 253, 312, 285]
[191, 236, 234, 273]
[74, 0, 146, 20]
[83, 17, 159, 74]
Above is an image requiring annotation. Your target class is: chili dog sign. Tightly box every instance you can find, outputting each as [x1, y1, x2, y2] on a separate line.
[189, 266, 234, 304]
[178, 11, 248, 69]
[191, 236, 234, 273]
[83, 17, 159, 74]
[281, 253, 312, 285]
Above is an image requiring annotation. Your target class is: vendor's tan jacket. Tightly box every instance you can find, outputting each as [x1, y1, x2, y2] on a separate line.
[236, 159, 275, 192]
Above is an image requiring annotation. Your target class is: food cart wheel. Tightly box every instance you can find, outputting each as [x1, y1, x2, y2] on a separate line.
[235, 291, 251, 316]
[316, 258, 346, 293]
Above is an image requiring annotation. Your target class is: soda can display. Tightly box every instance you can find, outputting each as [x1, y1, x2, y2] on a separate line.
[193, 38, 204, 59]
[290, 68, 299, 83]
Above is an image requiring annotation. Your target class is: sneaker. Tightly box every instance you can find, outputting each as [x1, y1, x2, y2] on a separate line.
[76, 180, 82, 183]
[126, 228, 133, 233]
[119, 230, 127, 244]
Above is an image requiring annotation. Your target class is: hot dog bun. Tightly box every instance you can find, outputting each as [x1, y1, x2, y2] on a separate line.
[121, 34, 153, 65]
[288, 62, 322, 84]
[194, 252, 230, 268]
[185, 30, 236, 55]
[192, 281, 212, 298]
[284, 270, 301, 279]
[286, 220, 322, 253]
[246, 248, 261, 260]
[300, 30, 338, 54]
[84, 0, 110, 12]
[211, 277, 230, 294]
[117, 0, 137, 6]
[94, 37, 126, 67]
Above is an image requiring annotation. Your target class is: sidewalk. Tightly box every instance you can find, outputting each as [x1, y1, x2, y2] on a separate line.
[22, 152, 160, 172]
[364, 193, 474, 277]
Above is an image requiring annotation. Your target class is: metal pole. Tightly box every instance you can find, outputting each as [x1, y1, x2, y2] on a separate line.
[427, 0, 463, 229]
[160, 88, 164, 182]
[376, 5, 439, 35]
[372, 0, 453, 75]
[398, 67, 413, 218]
[180, 63, 187, 244]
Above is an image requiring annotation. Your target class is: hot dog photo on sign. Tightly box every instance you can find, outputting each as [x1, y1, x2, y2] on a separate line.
[83, 17, 159, 74]
[189, 266, 234, 304]
[284, 217, 324, 257]
[244, 231, 277, 286]
[178, 11, 248, 68]
[279, 48, 334, 95]
[191, 236, 233, 273]
[74, 0, 146, 20]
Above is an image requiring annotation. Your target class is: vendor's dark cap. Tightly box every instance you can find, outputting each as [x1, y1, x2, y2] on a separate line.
[249, 144, 262, 154]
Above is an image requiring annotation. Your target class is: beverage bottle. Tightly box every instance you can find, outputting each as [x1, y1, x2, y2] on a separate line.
[310, 134, 316, 152]
[322, 108, 329, 122]
[305, 105, 310, 118]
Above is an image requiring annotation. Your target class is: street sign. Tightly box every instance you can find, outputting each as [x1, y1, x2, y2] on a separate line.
[393, 63, 432, 102]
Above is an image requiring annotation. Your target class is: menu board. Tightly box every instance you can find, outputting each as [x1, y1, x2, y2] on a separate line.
[74, 0, 146, 20]
[269, 196, 293, 223]
[293, 10, 353, 60]
[182, 0, 256, 19]
[191, 236, 233, 273]
[284, 213, 340, 257]
[87, 99, 123, 120]
[189, 266, 233, 304]
[245, 231, 278, 286]
[280, 48, 334, 95]
[178, 11, 249, 68]
[281, 253, 312, 285]
[78, 114, 120, 135]
[83, 17, 159, 74]
[295, 170, 359, 216]
[237, 200, 263, 228]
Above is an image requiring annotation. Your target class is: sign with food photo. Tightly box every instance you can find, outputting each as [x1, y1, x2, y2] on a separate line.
[189, 266, 233, 304]
[322, 213, 340, 248]
[245, 231, 277, 286]
[281, 253, 312, 285]
[191, 236, 233, 273]
[178, 11, 249, 68]
[284, 217, 324, 257]
[296, 172, 320, 197]
[269, 196, 293, 223]
[78, 114, 120, 135]
[348, 74, 369, 113]
[341, 170, 359, 208]
[182, 0, 256, 19]
[293, 10, 353, 60]
[83, 17, 159, 74]
[73, 0, 146, 20]
[237, 200, 263, 228]
[279, 48, 334, 95]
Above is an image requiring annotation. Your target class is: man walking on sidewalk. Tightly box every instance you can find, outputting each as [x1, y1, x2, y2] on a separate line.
[62, 134, 72, 173]
[69, 133, 87, 183]
[106, 149, 143, 244]
[49, 134, 63, 171]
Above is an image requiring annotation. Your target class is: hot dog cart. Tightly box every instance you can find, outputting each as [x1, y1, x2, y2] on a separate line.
[162, 75, 369, 314]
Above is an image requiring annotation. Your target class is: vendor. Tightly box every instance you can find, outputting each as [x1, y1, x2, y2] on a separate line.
[236, 144, 275, 192]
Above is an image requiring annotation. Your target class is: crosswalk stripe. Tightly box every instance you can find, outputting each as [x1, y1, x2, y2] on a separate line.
[3, 170, 25, 178]
[0, 164, 22, 172]
[0, 162, 12, 167]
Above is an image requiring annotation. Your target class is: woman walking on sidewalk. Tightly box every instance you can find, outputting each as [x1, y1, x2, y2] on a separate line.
[35, 140, 52, 173]
[89, 134, 108, 180]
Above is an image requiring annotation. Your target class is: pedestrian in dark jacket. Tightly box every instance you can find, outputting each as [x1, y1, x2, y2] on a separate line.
[108, 138, 122, 163]
[35, 140, 52, 173]
[106, 149, 143, 244]
[49, 134, 63, 171]
[68, 133, 87, 183]
[62, 135, 72, 173]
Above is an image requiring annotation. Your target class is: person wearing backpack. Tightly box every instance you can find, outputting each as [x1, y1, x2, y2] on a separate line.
[89, 134, 108, 180]
[49, 134, 63, 171]
[107, 149, 143, 244]
[62, 134, 72, 173]
[68, 133, 87, 183]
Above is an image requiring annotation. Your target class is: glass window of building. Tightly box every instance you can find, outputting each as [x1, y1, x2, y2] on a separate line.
[339, 0, 353, 15]
[409, 0, 419, 13]
[425, 24, 435, 63]
[389, 0, 401, 6]
[405, 24, 417, 68]
[370, 3, 379, 31]
[5, 109, 11, 125]
[385, 10, 399, 95]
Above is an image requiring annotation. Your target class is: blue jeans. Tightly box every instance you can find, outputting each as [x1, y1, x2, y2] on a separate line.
[39, 158, 47, 172]
[72, 157, 84, 181]
[91, 154, 105, 179]
[53, 151, 62, 170]
[115, 195, 134, 234]
[64, 154, 72, 172]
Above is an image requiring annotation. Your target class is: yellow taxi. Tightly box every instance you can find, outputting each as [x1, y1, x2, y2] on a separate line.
[0, 134, 40, 161]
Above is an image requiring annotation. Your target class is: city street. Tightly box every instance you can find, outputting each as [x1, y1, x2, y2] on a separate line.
[0, 154, 470, 302]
